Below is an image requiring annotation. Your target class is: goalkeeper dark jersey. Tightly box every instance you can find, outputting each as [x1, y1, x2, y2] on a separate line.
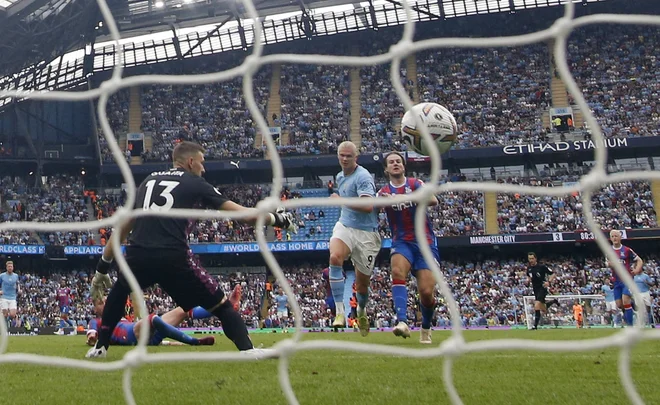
[127, 168, 229, 252]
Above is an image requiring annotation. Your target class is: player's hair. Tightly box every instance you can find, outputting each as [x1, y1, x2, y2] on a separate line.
[172, 141, 206, 163]
[609, 229, 621, 238]
[382, 151, 407, 180]
[337, 141, 358, 156]
[382, 151, 406, 168]
[5, 261, 13, 266]
[527, 252, 537, 259]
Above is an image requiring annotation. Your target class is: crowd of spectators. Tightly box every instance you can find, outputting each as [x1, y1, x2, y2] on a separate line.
[92, 24, 658, 160]
[279, 63, 351, 155]
[8, 253, 660, 330]
[417, 45, 550, 149]
[497, 177, 657, 233]
[568, 26, 659, 139]
[2, 173, 657, 246]
[139, 65, 270, 162]
[1, 175, 96, 246]
[0, 176, 39, 245]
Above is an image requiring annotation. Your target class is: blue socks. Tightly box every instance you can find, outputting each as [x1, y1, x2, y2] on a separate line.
[421, 303, 435, 330]
[188, 306, 213, 320]
[392, 279, 408, 323]
[623, 304, 634, 326]
[151, 315, 199, 345]
[329, 265, 346, 315]
[356, 292, 369, 311]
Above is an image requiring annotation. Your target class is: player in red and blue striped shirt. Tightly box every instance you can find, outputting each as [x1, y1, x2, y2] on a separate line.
[378, 151, 439, 344]
[607, 230, 643, 326]
[86, 295, 223, 347]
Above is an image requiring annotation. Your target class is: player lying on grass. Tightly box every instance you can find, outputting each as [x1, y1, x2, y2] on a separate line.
[86, 285, 242, 347]
[378, 151, 438, 344]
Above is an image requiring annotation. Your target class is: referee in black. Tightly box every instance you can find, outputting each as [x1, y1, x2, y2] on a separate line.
[86, 141, 296, 358]
[527, 252, 559, 330]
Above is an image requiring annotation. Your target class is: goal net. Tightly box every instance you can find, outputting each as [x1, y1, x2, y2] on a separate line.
[0, 1, 659, 405]
[523, 295, 607, 329]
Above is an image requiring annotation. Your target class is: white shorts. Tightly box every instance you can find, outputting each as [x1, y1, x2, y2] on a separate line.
[0, 298, 17, 311]
[605, 300, 618, 312]
[331, 222, 381, 276]
[639, 292, 652, 307]
[277, 310, 288, 318]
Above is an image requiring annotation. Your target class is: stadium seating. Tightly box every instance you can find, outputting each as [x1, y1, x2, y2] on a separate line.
[280, 64, 351, 155]
[94, 25, 659, 161]
[568, 26, 660, 138]
[11, 255, 660, 329]
[497, 177, 657, 232]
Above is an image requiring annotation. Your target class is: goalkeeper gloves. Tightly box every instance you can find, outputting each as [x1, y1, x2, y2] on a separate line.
[270, 209, 298, 234]
[91, 257, 114, 301]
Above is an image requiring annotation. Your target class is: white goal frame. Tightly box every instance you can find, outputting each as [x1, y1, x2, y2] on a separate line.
[0, 1, 659, 405]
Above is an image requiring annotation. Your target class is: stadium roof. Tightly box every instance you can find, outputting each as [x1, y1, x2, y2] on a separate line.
[0, 0, 19, 8]
[0, 0, 639, 109]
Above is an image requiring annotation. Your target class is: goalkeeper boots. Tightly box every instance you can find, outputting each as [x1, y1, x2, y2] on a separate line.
[357, 307, 370, 337]
[393, 322, 411, 339]
[242, 345, 279, 359]
[85, 345, 107, 359]
[420, 328, 432, 344]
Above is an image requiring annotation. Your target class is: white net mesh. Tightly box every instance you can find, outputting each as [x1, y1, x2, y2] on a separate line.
[0, 1, 659, 405]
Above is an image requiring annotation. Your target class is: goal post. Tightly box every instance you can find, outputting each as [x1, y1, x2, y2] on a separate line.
[523, 295, 608, 329]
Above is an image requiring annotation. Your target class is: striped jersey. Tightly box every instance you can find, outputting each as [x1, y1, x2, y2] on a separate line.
[611, 245, 639, 283]
[378, 177, 434, 245]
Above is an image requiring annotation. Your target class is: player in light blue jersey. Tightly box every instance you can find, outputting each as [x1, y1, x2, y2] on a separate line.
[633, 273, 654, 326]
[0, 261, 20, 327]
[274, 288, 289, 330]
[601, 279, 619, 327]
[329, 141, 381, 336]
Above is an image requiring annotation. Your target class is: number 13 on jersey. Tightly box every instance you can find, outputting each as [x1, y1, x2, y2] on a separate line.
[142, 180, 180, 211]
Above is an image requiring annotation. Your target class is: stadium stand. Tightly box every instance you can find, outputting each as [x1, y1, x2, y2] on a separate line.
[10, 254, 660, 330]
[93, 25, 659, 161]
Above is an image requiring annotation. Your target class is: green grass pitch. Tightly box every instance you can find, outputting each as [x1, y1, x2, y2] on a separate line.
[1, 329, 658, 405]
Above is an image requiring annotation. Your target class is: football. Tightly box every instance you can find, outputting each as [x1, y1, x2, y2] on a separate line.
[401, 102, 458, 155]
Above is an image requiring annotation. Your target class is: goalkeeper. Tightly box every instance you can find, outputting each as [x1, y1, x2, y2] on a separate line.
[86, 141, 296, 358]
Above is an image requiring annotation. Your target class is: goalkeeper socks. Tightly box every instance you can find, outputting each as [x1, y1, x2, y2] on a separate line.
[648, 309, 654, 326]
[151, 315, 199, 345]
[212, 300, 253, 351]
[188, 306, 213, 320]
[420, 301, 435, 330]
[329, 265, 346, 315]
[97, 282, 130, 350]
[623, 304, 634, 326]
[392, 279, 408, 323]
[534, 310, 541, 328]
